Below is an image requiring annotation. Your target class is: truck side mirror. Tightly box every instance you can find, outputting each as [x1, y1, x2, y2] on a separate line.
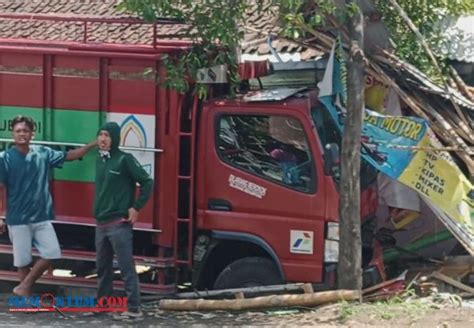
[324, 143, 340, 176]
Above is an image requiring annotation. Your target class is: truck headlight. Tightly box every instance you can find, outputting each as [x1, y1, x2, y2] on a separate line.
[324, 240, 339, 263]
[326, 222, 339, 241]
[324, 222, 339, 263]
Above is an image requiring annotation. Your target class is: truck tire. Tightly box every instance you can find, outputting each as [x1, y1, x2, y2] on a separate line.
[213, 257, 283, 290]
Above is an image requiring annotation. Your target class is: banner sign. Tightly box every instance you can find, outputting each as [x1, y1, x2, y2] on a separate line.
[318, 39, 474, 254]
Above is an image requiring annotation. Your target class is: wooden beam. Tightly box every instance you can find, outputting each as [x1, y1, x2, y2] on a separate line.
[431, 271, 474, 295]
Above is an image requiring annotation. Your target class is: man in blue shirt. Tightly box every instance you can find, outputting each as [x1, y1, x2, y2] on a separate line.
[0, 115, 97, 296]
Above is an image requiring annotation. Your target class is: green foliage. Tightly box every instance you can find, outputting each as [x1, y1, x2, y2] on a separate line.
[118, 0, 347, 96]
[119, 0, 257, 98]
[119, 0, 474, 92]
[374, 0, 474, 80]
[338, 294, 434, 323]
[278, 0, 337, 36]
[339, 300, 357, 322]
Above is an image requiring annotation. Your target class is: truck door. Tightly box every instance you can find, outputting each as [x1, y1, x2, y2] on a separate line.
[198, 105, 329, 283]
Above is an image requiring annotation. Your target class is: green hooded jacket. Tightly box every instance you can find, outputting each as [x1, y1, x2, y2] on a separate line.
[94, 122, 153, 223]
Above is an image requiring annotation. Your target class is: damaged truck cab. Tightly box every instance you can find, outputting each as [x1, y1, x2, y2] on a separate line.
[190, 88, 382, 290]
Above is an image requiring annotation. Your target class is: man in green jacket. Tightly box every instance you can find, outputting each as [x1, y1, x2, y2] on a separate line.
[94, 122, 152, 320]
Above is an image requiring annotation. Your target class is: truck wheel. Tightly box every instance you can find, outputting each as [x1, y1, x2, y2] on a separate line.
[213, 257, 283, 290]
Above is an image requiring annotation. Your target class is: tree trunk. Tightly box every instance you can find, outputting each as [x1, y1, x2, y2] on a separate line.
[338, 1, 365, 292]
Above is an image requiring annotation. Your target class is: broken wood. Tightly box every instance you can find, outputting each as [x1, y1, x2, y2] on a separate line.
[450, 66, 474, 103]
[423, 95, 473, 144]
[411, 96, 473, 148]
[442, 255, 474, 266]
[434, 256, 474, 282]
[362, 272, 406, 296]
[368, 61, 474, 176]
[159, 289, 359, 311]
[411, 95, 474, 158]
[431, 271, 474, 295]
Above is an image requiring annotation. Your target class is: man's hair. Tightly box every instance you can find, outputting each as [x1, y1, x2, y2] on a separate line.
[10, 115, 35, 131]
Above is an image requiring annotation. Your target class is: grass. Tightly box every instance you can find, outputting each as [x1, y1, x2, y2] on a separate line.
[338, 290, 434, 323]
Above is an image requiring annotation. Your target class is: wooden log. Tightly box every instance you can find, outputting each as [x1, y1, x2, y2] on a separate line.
[159, 290, 359, 311]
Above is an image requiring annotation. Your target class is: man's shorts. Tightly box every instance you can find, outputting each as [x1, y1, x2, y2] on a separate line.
[8, 220, 61, 268]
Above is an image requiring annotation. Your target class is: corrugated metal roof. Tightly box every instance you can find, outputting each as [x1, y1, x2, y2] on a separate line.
[438, 16, 474, 63]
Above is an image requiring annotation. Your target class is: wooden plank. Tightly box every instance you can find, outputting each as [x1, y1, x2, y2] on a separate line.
[431, 271, 474, 295]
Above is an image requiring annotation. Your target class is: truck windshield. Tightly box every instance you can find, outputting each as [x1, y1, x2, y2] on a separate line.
[217, 114, 316, 193]
[311, 106, 377, 188]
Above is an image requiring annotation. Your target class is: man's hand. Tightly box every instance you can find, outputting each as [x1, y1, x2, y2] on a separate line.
[126, 207, 139, 224]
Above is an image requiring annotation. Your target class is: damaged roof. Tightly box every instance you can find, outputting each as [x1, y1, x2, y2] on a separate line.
[0, 0, 322, 61]
[383, 57, 474, 111]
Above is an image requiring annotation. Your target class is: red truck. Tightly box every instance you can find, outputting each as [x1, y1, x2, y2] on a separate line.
[0, 15, 382, 294]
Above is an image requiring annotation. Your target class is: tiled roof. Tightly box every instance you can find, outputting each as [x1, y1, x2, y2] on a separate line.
[0, 0, 189, 45]
[0, 0, 321, 60]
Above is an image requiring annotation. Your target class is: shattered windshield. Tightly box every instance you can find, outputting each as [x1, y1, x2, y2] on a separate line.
[217, 114, 316, 193]
[311, 105, 378, 188]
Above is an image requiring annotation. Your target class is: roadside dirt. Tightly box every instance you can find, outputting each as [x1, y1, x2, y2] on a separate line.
[1, 284, 473, 327]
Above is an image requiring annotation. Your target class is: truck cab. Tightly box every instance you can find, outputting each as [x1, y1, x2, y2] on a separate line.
[190, 88, 381, 290]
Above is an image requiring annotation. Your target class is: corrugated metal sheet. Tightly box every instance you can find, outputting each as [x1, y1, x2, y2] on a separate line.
[438, 16, 474, 63]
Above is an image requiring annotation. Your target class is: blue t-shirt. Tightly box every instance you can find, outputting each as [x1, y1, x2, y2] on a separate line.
[0, 145, 66, 225]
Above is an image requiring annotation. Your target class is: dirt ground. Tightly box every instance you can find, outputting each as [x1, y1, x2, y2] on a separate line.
[0, 282, 473, 327]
